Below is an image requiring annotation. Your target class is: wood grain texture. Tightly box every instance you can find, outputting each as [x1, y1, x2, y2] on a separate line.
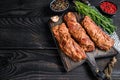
[0, 17, 56, 49]
[0, 0, 120, 80]
[0, 50, 113, 80]
[0, 50, 119, 80]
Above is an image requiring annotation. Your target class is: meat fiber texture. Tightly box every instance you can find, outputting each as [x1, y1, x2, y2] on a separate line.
[64, 12, 95, 52]
[81, 16, 114, 51]
[52, 23, 86, 61]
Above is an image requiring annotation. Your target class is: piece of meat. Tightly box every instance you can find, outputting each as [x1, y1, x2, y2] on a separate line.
[64, 12, 95, 52]
[52, 23, 86, 61]
[81, 16, 114, 51]
[52, 25, 60, 41]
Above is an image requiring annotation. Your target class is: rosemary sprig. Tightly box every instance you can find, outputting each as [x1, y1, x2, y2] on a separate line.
[74, 1, 116, 34]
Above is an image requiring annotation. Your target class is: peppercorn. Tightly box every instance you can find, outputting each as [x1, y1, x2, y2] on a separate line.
[50, 0, 69, 12]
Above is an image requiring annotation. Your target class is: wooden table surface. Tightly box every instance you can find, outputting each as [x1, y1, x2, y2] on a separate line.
[0, 0, 120, 80]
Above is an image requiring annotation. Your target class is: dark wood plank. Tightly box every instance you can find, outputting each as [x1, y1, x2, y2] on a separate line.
[0, 50, 119, 80]
[0, 17, 56, 49]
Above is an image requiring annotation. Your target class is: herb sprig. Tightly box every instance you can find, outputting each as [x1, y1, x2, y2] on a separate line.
[74, 1, 116, 34]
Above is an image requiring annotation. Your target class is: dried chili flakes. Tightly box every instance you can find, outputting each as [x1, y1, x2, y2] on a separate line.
[100, 1, 117, 15]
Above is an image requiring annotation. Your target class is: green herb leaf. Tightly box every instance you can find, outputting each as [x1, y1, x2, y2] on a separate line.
[74, 1, 116, 34]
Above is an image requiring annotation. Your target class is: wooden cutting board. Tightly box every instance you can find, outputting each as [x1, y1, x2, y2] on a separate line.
[49, 14, 118, 72]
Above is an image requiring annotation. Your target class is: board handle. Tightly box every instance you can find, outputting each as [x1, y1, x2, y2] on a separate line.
[86, 53, 108, 80]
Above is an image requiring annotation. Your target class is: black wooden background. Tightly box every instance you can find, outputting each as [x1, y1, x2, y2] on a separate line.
[0, 0, 120, 80]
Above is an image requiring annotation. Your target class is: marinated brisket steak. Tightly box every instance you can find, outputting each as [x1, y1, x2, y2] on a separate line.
[52, 23, 86, 61]
[82, 16, 114, 50]
[64, 12, 95, 52]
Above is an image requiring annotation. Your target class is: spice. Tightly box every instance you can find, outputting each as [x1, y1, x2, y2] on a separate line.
[50, 0, 69, 12]
[100, 1, 117, 15]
